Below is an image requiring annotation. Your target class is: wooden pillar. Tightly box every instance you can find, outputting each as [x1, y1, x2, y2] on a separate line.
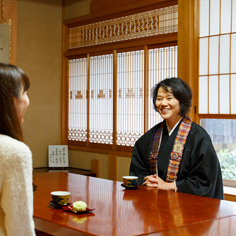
[61, 22, 69, 145]
[92, 159, 101, 177]
[113, 50, 117, 150]
[144, 45, 149, 133]
[108, 154, 117, 180]
[178, 0, 198, 122]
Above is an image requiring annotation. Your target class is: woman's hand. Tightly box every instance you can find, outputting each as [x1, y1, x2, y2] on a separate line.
[143, 175, 176, 191]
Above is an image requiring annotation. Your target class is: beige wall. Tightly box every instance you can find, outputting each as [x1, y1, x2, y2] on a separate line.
[17, 0, 62, 167]
[17, 0, 132, 181]
[69, 151, 109, 179]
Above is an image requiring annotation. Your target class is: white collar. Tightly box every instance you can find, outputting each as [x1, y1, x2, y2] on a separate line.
[166, 117, 183, 136]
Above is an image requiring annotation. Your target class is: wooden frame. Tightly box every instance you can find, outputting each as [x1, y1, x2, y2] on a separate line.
[178, 0, 198, 123]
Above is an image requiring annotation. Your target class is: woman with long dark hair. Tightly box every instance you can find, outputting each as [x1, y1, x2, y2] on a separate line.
[0, 63, 35, 235]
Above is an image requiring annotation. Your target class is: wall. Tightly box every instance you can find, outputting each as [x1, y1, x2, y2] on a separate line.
[17, 0, 131, 181]
[17, 0, 62, 167]
[69, 151, 131, 180]
[69, 150, 109, 179]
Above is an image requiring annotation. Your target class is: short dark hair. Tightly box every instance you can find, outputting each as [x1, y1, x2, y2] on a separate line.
[152, 77, 192, 116]
[0, 63, 30, 141]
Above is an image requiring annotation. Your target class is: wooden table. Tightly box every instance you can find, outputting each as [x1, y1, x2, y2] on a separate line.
[34, 172, 236, 236]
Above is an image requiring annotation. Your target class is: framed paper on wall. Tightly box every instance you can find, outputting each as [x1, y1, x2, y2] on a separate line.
[48, 145, 69, 168]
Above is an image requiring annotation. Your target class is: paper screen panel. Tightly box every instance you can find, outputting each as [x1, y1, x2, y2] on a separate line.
[209, 36, 219, 75]
[221, 0, 231, 34]
[199, 76, 208, 114]
[68, 58, 87, 141]
[219, 75, 230, 114]
[198, 0, 235, 114]
[210, 0, 220, 35]
[220, 35, 230, 74]
[89, 54, 113, 144]
[199, 0, 209, 37]
[231, 34, 236, 73]
[231, 75, 236, 114]
[233, 0, 236, 32]
[117, 50, 144, 146]
[148, 46, 177, 129]
[199, 38, 208, 76]
[209, 76, 218, 114]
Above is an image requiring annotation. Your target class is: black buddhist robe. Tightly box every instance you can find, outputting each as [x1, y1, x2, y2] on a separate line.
[129, 120, 224, 199]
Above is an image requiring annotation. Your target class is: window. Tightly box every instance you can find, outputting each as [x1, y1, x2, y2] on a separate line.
[68, 58, 87, 142]
[67, 45, 178, 149]
[90, 54, 113, 144]
[198, 0, 236, 183]
[117, 50, 144, 146]
[201, 119, 236, 181]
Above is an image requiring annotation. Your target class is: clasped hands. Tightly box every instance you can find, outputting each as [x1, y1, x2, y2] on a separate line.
[142, 174, 175, 191]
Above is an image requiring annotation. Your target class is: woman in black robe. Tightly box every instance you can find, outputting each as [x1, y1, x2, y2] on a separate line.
[129, 77, 224, 199]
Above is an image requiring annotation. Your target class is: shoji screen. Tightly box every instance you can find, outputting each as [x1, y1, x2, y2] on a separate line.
[89, 54, 113, 144]
[199, 0, 236, 182]
[68, 58, 87, 142]
[199, 0, 236, 114]
[117, 50, 144, 146]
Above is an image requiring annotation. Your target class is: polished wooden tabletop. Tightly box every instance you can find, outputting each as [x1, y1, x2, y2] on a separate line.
[146, 215, 236, 236]
[34, 172, 236, 236]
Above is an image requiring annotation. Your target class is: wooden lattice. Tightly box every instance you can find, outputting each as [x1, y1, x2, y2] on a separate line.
[68, 129, 87, 142]
[69, 5, 178, 49]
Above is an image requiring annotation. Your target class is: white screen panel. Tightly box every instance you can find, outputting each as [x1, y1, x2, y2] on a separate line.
[209, 36, 219, 74]
[199, 38, 209, 75]
[210, 0, 220, 35]
[89, 54, 113, 144]
[231, 34, 236, 73]
[220, 35, 230, 73]
[209, 76, 218, 113]
[221, 0, 231, 34]
[68, 58, 87, 142]
[199, 0, 235, 117]
[231, 75, 236, 114]
[117, 50, 144, 146]
[219, 75, 229, 114]
[200, 0, 209, 37]
[199, 76, 208, 113]
[233, 0, 236, 32]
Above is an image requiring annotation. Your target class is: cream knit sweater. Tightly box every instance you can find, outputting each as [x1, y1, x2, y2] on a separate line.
[0, 134, 35, 236]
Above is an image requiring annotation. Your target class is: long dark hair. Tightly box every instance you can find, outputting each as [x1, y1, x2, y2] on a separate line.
[0, 63, 30, 141]
[152, 77, 192, 116]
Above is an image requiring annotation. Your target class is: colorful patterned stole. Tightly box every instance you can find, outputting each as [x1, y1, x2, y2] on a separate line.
[149, 116, 192, 182]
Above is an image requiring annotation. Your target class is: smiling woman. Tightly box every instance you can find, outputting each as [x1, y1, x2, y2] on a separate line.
[129, 77, 224, 199]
